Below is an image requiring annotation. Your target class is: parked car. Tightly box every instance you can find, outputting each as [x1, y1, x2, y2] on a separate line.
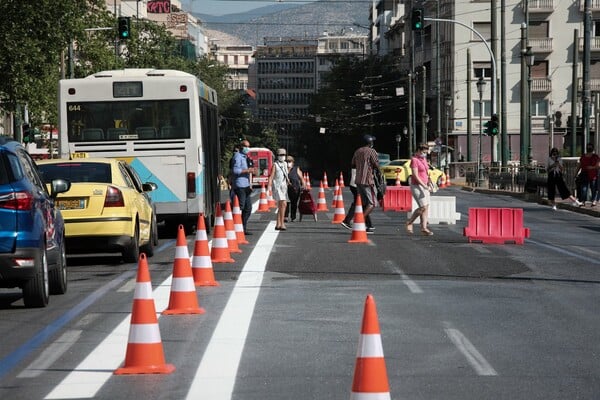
[37, 157, 158, 262]
[380, 158, 444, 186]
[0, 138, 70, 307]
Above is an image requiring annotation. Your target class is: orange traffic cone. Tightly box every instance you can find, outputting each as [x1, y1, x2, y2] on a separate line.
[348, 195, 368, 243]
[210, 204, 234, 263]
[267, 188, 276, 208]
[395, 169, 401, 186]
[331, 179, 340, 207]
[439, 172, 447, 188]
[350, 294, 390, 399]
[257, 183, 270, 212]
[331, 185, 346, 224]
[339, 171, 345, 188]
[316, 181, 329, 211]
[445, 171, 452, 186]
[305, 173, 312, 190]
[223, 200, 242, 254]
[323, 171, 329, 189]
[114, 254, 176, 375]
[163, 225, 205, 315]
[232, 195, 249, 245]
[191, 213, 219, 287]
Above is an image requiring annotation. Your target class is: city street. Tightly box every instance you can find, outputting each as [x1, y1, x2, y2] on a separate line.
[0, 186, 598, 400]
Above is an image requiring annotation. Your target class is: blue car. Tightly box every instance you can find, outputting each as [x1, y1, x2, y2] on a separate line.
[0, 138, 71, 307]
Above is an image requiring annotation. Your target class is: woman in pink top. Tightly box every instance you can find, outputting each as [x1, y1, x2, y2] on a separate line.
[405, 143, 434, 235]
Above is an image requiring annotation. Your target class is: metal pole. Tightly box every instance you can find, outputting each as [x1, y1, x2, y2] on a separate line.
[421, 66, 427, 144]
[571, 29, 579, 156]
[467, 50, 472, 161]
[500, 0, 508, 165]
[408, 73, 413, 155]
[527, 48, 533, 165]
[583, 0, 592, 151]
[479, 95, 484, 187]
[520, 24, 527, 164]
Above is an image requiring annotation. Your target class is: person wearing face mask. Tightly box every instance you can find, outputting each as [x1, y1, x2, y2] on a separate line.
[547, 147, 581, 210]
[350, 134, 380, 233]
[576, 143, 600, 206]
[268, 148, 290, 230]
[405, 144, 434, 236]
[232, 139, 255, 234]
[285, 155, 304, 222]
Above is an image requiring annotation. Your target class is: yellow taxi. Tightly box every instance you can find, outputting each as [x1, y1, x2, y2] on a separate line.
[37, 157, 157, 262]
[380, 159, 444, 186]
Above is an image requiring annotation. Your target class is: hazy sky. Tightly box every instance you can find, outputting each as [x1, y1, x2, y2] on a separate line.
[181, 0, 318, 16]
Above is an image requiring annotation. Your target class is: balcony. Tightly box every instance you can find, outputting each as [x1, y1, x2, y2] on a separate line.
[577, 78, 600, 92]
[530, 77, 552, 92]
[579, 0, 600, 12]
[526, 0, 555, 13]
[528, 38, 553, 54]
[578, 36, 600, 53]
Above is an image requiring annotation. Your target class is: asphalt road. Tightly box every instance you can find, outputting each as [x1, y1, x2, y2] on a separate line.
[0, 186, 598, 399]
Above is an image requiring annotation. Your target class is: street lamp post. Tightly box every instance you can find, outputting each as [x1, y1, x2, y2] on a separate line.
[476, 77, 487, 187]
[525, 46, 535, 165]
[444, 96, 452, 176]
[402, 126, 408, 156]
[395, 134, 401, 159]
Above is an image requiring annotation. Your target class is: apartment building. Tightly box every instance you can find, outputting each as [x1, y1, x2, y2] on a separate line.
[381, 0, 599, 165]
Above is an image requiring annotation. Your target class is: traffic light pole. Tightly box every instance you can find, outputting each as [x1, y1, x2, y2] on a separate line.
[425, 18, 499, 160]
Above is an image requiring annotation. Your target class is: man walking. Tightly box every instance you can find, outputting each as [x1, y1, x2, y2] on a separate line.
[350, 135, 380, 233]
[232, 139, 255, 234]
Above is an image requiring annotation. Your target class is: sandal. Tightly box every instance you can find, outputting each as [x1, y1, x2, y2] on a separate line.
[421, 229, 433, 236]
[405, 222, 413, 234]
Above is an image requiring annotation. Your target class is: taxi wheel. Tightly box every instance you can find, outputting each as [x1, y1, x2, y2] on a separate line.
[141, 218, 156, 258]
[122, 224, 140, 263]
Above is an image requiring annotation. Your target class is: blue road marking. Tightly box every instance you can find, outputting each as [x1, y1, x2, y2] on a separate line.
[0, 270, 135, 380]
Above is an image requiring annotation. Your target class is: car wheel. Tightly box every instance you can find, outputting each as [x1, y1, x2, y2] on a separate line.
[122, 224, 140, 263]
[141, 218, 156, 258]
[23, 246, 50, 308]
[49, 236, 68, 295]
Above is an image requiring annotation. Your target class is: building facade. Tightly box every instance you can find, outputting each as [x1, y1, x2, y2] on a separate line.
[381, 0, 600, 165]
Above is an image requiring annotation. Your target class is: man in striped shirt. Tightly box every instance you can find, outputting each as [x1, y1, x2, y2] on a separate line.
[351, 135, 381, 233]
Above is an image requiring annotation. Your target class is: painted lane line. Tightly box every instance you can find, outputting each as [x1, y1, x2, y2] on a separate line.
[382, 260, 423, 294]
[528, 239, 600, 265]
[0, 270, 136, 381]
[445, 327, 498, 376]
[44, 275, 172, 399]
[17, 330, 83, 378]
[185, 221, 278, 400]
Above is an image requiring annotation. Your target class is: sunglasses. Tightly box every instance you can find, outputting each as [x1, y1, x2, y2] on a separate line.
[278, 153, 286, 156]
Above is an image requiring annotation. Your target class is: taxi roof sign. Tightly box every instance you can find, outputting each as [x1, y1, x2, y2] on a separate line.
[70, 152, 89, 159]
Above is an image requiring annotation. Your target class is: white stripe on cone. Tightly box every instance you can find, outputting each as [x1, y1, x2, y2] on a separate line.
[356, 334, 385, 358]
[128, 324, 162, 344]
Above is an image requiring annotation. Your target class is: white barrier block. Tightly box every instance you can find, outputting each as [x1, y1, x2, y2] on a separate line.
[407, 195, 461, 225]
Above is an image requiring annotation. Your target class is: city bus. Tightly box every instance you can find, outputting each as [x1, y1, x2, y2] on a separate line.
[58, 69, 221, 229]
[247, 147, 273, 187]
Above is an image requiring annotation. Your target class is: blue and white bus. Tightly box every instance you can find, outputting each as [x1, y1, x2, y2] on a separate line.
[58, 69, 221, 229]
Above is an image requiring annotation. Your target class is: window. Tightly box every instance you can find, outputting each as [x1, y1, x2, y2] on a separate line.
[529, 21, 549, 38]
[473, 100, 492, 118]
[530, 98, 549, 117]
[474, 62, 492, 79]
[472, 22, 491, 41]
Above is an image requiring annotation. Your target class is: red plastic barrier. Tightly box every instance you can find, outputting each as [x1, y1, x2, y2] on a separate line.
[382, 186, 412, 212]
[463, 208, 530, 244]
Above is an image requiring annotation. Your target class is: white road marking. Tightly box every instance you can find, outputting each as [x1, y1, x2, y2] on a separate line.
[185, 221, 277, 400]
[383, 260, 423, 293]
[44, 276, 172, 399]
[17, 330, 83, 378]
[444, 325, 498, 376]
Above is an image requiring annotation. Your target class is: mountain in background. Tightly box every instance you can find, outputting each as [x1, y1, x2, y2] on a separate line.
[194, 0, 370, 47]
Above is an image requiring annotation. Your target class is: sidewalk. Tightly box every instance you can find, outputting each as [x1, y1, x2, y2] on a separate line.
[452, 177, 600, 218]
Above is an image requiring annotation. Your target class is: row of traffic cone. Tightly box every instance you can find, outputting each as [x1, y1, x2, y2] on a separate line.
[115, 195, 252, 374]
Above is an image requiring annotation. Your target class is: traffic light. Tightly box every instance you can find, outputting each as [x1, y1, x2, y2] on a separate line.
[483, 120, 491, 135]
[554, 111, 562, 128]
[22, 123, 34, 143]
[488, 114, 499, 136]
[117, 17, 131, 40]
[411, 8, 424, 31]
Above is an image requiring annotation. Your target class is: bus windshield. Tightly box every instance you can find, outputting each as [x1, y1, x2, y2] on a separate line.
[66, 99, 190, 142]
